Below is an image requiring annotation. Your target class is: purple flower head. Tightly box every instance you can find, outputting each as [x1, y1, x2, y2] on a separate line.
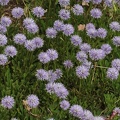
[104, 0, 112, 7]
[27, 94, 39, 108]
[112, 36, 120, 46]
[46, 27, 57, 38]
[101, 44, 112, 55]
[97, 28, 107, 39]
[82, 109, 94, 120]
[76, 51, 88, 62]
[89, 49, 106, 61]
[86, 23, 95, 31]
[23, 18, 35, 27]
[36, 69, 48, 80]
[76, 65, 90, 79]
[107, 67, 119, 80]
[0, 54, 8, 65]
[53, 82, 65, 93]
[45, 82, 56, 94]
[32, 6, 46, 18]
[94, 116, 105, 120]
[112, 59, 120, 71]
[11, 7, 24, 19]
[58, 0, 70, 7]
[70, 35, 82, 46]
[90, 8, 102, 18]
[32, 37, 44, 48]
[63, 60, 73, 69]
[62, 24, 74, 36]
[109, 21, 120, 31]
[4, 45, 17, 57]
[13, 33, 26, 45]
[86, 28, 97, 38]
[72, 4, 84, 15]
[82, 60, 92, 69]
[59, 9, 70, 20]
[54, 69, 63, 79]
[69, 105, 84, 118]
[46, 49, 58, 60]
[0, 24, 7, 34]
[1, 16, 12, 27]
[80, 43, 91, 53]
[113, 107, 120, 115]
[24, 40, 36, 51]
[53, 20, 64, 31]
[1, 96, 15, 109]
[38, 52, 50, 64]
[60, 100, 70, 110]
[0, 34, 7, 46]
[92, 0, 102, 4]
[0, 0, 10, 5]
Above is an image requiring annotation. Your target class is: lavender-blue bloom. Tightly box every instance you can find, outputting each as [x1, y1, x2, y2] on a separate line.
[24, 40, 36, 51]
[46, 27, 57, 38]
[107, 67, 119, 80]
[1, 16, 12, 27]
[0, 0, 10, 5]
[32, 6, 45, 18]
[76, 65, 90, 79]
[86, 23, 95, 31]
[0, 34, 7, 46]
[92, 0, 102, 4]
[90, 8, 102, 18]
[45, 82, 56, 94]
[72, 4, 84, 15]
[86, 28, 97, 38]
[104, 0, 112, 7]
[70, 35, 82, 46]
[46, 49, 58, 60]
[94, 116, 105, 120]
[54, 69, 63, 79]
[38, 52, 50, 64]
[58, 0, 70, 7]
[82, 109, 94, 120]
[23, 18, 35, 27]
[53, 20, 64, 31]
[97, 28, 107, 39]
[80, 43, 91, 53]
[32, 37, 44, 48]
[0, 24, 7, 34]
[63, 60, 73, 69]
[36, 69, 48, 80]
[109, 21, 120, 31]
[11, 7, 24, 18]
[76, 51, 88, 62]
[60, 100, 70, 110]
[112, 59, 120, 71]
[1, 96, 15, 109]
[0, 54, 8, 65]
[82, 60, 92, 69]
[59, 9, 70, 20]
[4, 45, 17, 57]
[27, 94, 39, 108]
[112, 36, 120, 46]
[101, 44, 112, 55]
[62, 24, 74, 36]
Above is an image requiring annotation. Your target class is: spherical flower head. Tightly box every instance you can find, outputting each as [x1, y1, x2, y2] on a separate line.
[46, 27, 57, 38]
[38, 52, 50, 64]
[101, 44, 112, 55]
[1, 16, 12, 27]
[58, 0, 70, 7]
[36, 69, 48, 80]
[60, 100, 70, 110]
[86, 23, 95, 31]
[86, 28, 97, 38]
[82, 60, 92, 69]
[0, 34, 7, 46]
[32, 37, 44, 48]
[112, 36, 120, 46]
[107, 67, 119, 80]
[59, 9, 70, 20]
[4, 45, 17, 57]
[54, 69, 63, 79]
[109, 21, 120, 31]
[46, 49, 58, 60]
[89, 49, 106, 61]
[69, 105, 84, 118]
[0, 0, 10, 5]
[32, 6, 45, 18]
[112, 59, 120, 71]
[13, 33, 26, 45]
[72, 4, 84, 16]
[53, 82, 65, 93]
[27, 94, 39, 108]
[97, 28, 107, 39]
[104, 0, 113, 7]
[76, 51, 88, 62]
[0, 54, 8, 65]
[90, 8, 102, 18]
[0, 24, 7, 34]
[113, 107, 120, 115]
[53, 20, 64, 31]
[80, 43, 91, 53]
[63, 60, 73, 69]
[62, 24, 74, 36]
[23, 18, 35, 27]
[92, 0, 102, 4]
[26, 23, 39, 34]
[1, 96, 15, 109]
[45, 82, 56, 94]
[24, 40, 36, 51]
[82, 109, 94, 120]
[11, 7, 24, 19]
[94, 116, 104, 120]
[76, 65, 90, 79]
[70, 35, 82, 46]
